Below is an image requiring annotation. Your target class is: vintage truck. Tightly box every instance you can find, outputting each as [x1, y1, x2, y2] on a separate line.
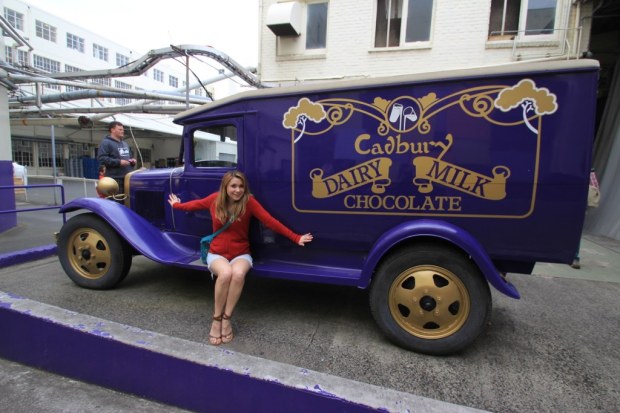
[57, 58, 599, 355]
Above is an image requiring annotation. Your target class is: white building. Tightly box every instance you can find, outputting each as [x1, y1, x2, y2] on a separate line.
[258, 0, 595, 83]
[1, 0, 243, 177]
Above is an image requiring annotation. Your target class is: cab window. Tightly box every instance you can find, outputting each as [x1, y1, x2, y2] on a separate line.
[192, 124, 238, 168]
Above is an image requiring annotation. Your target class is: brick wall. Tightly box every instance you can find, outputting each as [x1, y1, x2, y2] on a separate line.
[259, 0, 585, 84]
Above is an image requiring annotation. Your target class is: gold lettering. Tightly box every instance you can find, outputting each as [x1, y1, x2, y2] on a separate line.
[343, 194, 462, 212]
[354, 134, 371, 155]
[354, 133, 437, 156]
[428, 159, 452, 182]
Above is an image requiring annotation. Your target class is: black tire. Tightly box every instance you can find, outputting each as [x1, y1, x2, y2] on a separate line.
[369, 243, 491, 355]
[57, 213, 132, 290]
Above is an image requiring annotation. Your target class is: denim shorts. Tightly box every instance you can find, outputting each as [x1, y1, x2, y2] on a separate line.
[206, 253, 253, 271]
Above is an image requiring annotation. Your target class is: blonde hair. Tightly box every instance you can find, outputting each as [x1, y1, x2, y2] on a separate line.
[214, 170, 251, 223]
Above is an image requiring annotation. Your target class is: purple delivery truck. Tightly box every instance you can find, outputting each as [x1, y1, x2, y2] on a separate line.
[57, 58, 599, 355]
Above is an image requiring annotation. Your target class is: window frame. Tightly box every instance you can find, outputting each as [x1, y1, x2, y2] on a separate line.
[33, 54, 61, 73]
[153, 69, 164, 82]
[12, 139, 33, 167]
[35, 20, 57, 42]
[65, 65, 84, 92]
[116, 53, 129, 67]
[189, 123, 239, 169]
[4, 46, 14, 65]
[488, 0, 561, 42]
[4, 7, 24, 31]
[93, 43, 109, 61]
[373, 0, 435, 49]
[114, 80, 133, 105]
[305, 1, 328, 50]
[17, 49, 28, 66]
[66, 33, 85, 53]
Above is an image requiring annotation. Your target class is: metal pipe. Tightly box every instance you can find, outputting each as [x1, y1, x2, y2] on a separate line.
[47, 44, 263, 88]
[186, 54, 190, 110]
[0, 15, 33, 50]
[10, 117, 86, 126]
[0, 68, 19, 90]
[6, 73, 210, 104]
[10, 104, 192, 117]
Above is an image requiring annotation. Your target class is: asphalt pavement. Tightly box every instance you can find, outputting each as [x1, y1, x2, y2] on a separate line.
[1, 179, 619, 412]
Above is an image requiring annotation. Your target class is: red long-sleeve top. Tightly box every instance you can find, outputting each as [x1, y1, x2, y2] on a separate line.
[173, 193, 301, 260]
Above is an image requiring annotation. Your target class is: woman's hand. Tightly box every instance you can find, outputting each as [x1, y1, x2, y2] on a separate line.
[298, 233, 313, 246]
[168, 193, 181, 206]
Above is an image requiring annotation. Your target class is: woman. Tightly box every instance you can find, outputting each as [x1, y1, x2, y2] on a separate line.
[168, 171, 313, 345]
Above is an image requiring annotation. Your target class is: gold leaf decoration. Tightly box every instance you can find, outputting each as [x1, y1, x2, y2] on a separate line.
[419, 93, 437, 108]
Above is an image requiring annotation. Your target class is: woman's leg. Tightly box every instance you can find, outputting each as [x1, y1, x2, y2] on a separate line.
[223, 258, 252, 315]
[208, 258, 233, 344]
[222, 258, 252, 341]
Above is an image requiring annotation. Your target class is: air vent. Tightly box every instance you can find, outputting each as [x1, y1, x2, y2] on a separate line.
[266, 2, 302, 36]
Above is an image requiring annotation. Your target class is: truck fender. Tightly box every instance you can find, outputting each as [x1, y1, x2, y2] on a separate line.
[361, 219, 520, 299]
[59, 198, 193, 264]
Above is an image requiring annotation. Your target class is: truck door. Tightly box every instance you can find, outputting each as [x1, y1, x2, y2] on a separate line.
[168, 118, 243, 237]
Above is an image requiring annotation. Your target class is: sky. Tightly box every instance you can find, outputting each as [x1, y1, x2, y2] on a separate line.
[23, 0, 260, 67]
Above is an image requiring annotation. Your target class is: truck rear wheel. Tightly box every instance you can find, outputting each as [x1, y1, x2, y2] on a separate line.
[58, 213, 132, 290]
[369, 244, 491, 355]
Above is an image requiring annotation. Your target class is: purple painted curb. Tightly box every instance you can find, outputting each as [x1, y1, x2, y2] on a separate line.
[0, 297, 376, 412]
[0, 292, 483, 413]
[0, 245, 57, 268]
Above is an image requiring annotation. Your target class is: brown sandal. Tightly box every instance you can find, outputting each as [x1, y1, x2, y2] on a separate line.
[209, 314, 223, 346]
[221, 313, 234, 344]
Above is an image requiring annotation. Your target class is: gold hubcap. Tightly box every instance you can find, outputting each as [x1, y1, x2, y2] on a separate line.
[388, 265, 470, 340]
[67, 227, 111, 279]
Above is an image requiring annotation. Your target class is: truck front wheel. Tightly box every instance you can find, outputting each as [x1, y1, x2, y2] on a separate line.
[369, 244, 491, 355]
[58, 213, 132, 290]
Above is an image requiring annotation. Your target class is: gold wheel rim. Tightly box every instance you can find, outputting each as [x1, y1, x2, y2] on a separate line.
[388, 265, 470, 340]
[67, 227, 111, 280]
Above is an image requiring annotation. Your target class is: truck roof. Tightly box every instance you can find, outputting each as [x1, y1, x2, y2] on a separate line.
[174, 58, 599, 123]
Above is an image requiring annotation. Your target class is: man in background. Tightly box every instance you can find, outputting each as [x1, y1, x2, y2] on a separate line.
[97, 121, 136, 194]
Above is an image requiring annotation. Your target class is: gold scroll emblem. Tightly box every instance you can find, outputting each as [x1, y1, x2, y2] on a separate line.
[413, 157, 510, 200]
[311, 158, 392, 198]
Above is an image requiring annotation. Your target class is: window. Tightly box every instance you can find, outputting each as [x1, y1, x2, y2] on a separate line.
[65, 65, 84, 92]
[38, 142, 64, 168]
[17, 50, 28, 66]
[12, 140, 33, 167]
[140, 148, 152, 164]
[375, 0, 433, 47]
[488, 0, 557, 39]
[68, 143, 92, 158]
[169, 75, 178, 88]
[4, 7, 24, 31]
[93, 44, 108, 61]
[66, 33, 85, 52]
[36, 20, 57, 42]
[306, 2, 328, 49]
[65, 64, 83, 72]
[192, 125, 238, 167]
[5, 47, 13, 64]
[91, 78, 111, 87]
[91, 78, 112, 102]
[116, 53, 129, 67]
[33, 55, 60, 73]
[33, 54, 62, 91]
[114, 80, 133, 105]
[153, 69, 164, 82]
